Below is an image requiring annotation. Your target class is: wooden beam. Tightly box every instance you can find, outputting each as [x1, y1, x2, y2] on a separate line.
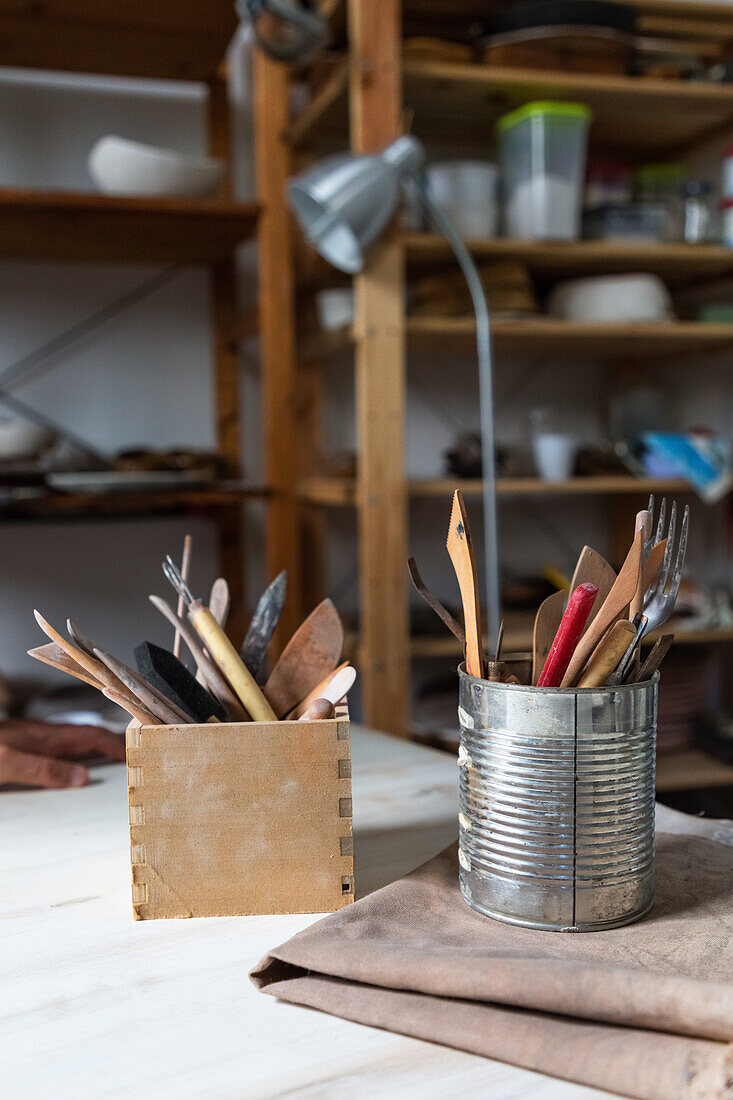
[349, 0, 409, 736]
[253, 51, 304, 646]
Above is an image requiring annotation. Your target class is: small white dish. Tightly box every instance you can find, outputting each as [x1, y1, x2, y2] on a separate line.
[547, 274, 673, 323]
[88, 136, 225, 198]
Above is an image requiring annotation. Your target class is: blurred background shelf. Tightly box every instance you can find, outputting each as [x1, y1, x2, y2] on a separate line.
[0, 189, 259, 263]
[0, 483, 267, 522]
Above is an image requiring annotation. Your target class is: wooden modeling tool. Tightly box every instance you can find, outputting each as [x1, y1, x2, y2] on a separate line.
[301, 698, 335, 721]
[532, 589, 566, 685]
[264, 598, 344, 718]
[208, 577, 230, 628]
[569, 546, 616, 635]
[149, 595, 248, 721]
[629, 511, 651, 678]
[34, 611, 139, 710]
[93, 647, 192, 725]
[606, 613, 647, 686]
[102, 688, 159, 726]
[537, 583, 598, 688]
[407, 557, 464, 643]
[560, 528, 643, 687]
[288, 660, 349, 719]
[645, 537, 668, 592]
[163, 557, 277, 722]
[240, 570, 287, 678]
[173, 534, 193, 659]
[633, 634, 674, 684]
[295, 666, 356, 721]
[577, 620, 637, 689]
[446, 490, 484, 679]
[27, 643, 103, 690]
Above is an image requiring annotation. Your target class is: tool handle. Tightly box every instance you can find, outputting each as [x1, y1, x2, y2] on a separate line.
[577, 620, 637, 688]
[190, 605, 277, 722]
[634, 634, 674, 684]
[103, 688, 159, 726]
[537, 583, 598, 688]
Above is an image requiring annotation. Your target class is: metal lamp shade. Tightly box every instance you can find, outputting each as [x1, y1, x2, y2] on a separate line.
[287, 136, 425, 274]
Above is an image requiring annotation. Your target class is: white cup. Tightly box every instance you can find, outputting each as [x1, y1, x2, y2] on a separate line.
[532, 433, 578, 481]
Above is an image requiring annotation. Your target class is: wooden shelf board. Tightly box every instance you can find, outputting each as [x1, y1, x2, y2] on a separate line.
[656, 750, 733, 792]
[403, 0, 733, 25]
[404, 233, 733, 283]
[299, 476, 694, 506]
[0, 2, 237, 81]
[403, 60, 733, 158]
[0, 483, 267, 521]
[0, 189, 259, 264]
[409, 316, 733, 357]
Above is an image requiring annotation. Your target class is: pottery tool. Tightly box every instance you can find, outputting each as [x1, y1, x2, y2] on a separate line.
[446, 490, 484, 679]
[577, 619, 637, 689]
[531, 589, 566, 685]
[263, 598, 344, 718]
[27, 642, 103, 690]
[93, 647, 191, 725]
[134, 642, 225, 723]
[569, 546, 616, 635]
[407, 557, 464, 644]
[148, 595, 248, 721]
[537, 583, 598, 688]
[34, 610, 140, 709]
[300, 698, 335, 721]
[208, 577, 230, 628]
[288, 660, 349, 719]
[485, 620, 506, 682]
[240, 570, 287, 678]
[163, 557, 277, 722]
[560, 528, 643, 687]
[294, 665, 355, 721]
[173, 534, 193, 659]
[607, 613, 647, 686]
[633, 634, 674, 684]
[102, 688, 160, 726]
[628, 511, 651, 677]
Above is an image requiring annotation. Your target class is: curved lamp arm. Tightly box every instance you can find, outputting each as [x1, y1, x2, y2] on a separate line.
[415, 182, 501, 650]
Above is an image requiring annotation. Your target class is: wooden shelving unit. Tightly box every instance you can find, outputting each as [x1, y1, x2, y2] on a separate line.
[1, 4, 255, 640]
[256, 0, 733, 782]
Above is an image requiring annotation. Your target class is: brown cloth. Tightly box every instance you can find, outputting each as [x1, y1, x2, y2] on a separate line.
[251, 834, 733, 1100]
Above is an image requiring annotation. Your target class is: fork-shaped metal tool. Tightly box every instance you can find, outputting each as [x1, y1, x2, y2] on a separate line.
[641, 498, 690, 635]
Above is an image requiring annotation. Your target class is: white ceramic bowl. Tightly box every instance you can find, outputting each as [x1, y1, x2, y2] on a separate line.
[426, 160, 499, 238]
[547, 274, 673, 323]
[0, 419, 55, 460]
[88, 136, 225, 198]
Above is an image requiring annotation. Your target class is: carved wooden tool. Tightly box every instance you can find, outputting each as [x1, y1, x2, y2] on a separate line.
[532, 590, 566, 686]
[569, 546, 616, 635]
[173, 533, 193, 659]
[288, 660, 348, 719]
[209, 577, 230, 628]
[148, 595, 248, 721]
[297, 666, 356, 721]
[537, 583, 598, 688]
[633, 634, 674, 684]
[446, 489, 484, 679]
[27, 642, 103, 690]
[560, 528, 643, 687]
[93, 647, 191, 725]
[577, 620, 637, 689]
[264, 598, 344, 718]
[34, 611, 137, 708]
[241, 570, 287, 678]
[102, 688, 159, 726]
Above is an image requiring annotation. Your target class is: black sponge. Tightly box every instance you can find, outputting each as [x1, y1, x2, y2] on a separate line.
[134, 642, 225, 723]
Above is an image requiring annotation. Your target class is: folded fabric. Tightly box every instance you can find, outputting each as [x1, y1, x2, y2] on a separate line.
[252, 834, 733, 1100]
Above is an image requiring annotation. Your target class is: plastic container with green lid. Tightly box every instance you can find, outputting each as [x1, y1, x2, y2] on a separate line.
[498, 101, 592, 240]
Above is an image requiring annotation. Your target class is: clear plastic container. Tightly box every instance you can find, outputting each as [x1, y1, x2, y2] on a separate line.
[498, 101, 592, 240]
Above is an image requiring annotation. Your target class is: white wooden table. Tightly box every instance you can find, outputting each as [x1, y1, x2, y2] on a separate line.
[3, 726, 640, 1099]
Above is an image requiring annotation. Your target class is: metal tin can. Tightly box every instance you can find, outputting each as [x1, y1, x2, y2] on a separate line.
[458, 666, 657, 932]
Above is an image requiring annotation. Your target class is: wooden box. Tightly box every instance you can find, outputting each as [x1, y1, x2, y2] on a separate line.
[125, 706, 353, 919]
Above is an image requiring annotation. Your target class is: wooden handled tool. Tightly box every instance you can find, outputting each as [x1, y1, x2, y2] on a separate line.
[93, 647, 191, 726]
[606, 613, 647, 686]
[485, 620, 507, 682]
[27, 642, 103, 690]
[577, 620, 637, 688]
[560, 529, 643, 688]
[446, 490, 484, 679]
[569, 546, 616, 635]
[208, 577, 230, 628]
[173, 533, 193, 659]
[301, 699, 335, 721]
[264, 599, 344, 718]
[632, 634, 674, 684]
[297, 666, 356, 721]
[532, 590, 566, 685]
[34, 611, 139, 710]
[102, 688, 160, 726]
[149, 595, 248, 721]
[288, 660, 348, 719]
[163, 557, 276, 722]
[537, 583, 598, 688]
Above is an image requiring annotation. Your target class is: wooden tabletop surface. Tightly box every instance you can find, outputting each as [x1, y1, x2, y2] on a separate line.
[7, 726, 716, 1099]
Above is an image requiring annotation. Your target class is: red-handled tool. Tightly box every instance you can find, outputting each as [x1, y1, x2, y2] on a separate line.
[537, 582, 598, 688]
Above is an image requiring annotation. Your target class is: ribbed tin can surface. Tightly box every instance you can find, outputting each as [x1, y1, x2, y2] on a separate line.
[458, 667, 657, 932]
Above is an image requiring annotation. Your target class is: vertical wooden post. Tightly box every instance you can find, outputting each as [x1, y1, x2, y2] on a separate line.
[349, 0, 409, 735]
[252, 51, 304, 644]
[208, 76, 245, 642]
